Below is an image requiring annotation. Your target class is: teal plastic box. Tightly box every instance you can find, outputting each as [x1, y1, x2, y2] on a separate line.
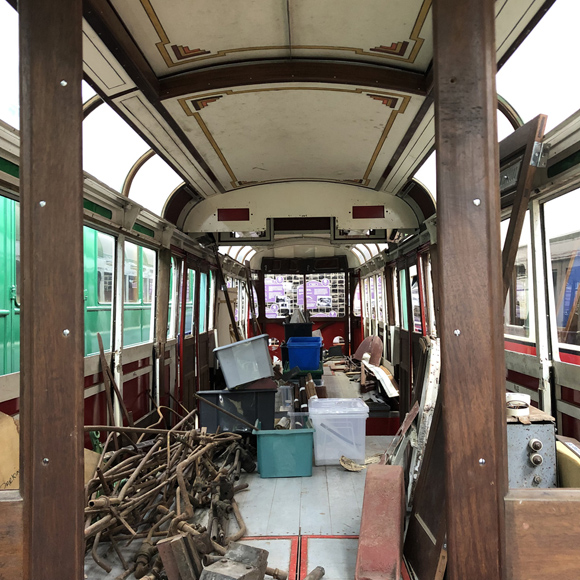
[254, 420, 314, 478]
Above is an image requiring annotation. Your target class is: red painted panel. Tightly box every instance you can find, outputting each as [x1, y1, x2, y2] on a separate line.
[0, 398, 19, 416]
[366, 416, 400, 436]
[352, 205, 384, 219]
[122, 357, 151, 374]
[561, 386, 580, 406]
[560, 350, 580, 366]
[84, 372, 104, 389]
[506, 370, 539, 391]
[217, 208, 250, 221]
[83, 391, 108, 448]
[123, 374, 151, 423]
[561, 413, 580, 440]
[504, 340, 537, 356]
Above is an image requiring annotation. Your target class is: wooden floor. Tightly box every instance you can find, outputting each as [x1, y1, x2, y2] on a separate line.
[84, 436, 392, 579]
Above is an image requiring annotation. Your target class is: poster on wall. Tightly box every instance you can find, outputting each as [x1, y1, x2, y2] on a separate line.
[298, 278, 337, 318]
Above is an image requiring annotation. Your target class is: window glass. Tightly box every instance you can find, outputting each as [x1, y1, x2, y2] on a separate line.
[0, 1, 19, 129]
[370, 276, 377, 320]
[497, 0, 580, 133]
[97, 232, 114, 304]
[199, 271, 208, 333]
[184, 269, 195, 335]
[84, 227, 114, 355]
[0, 196, 20, 376]
[124, 242, 140, 303]
[167, 257, 175, 339]
[392, 269, 400, 326]
[82, 81, 97, 104]
[128, 155, 184, 217]
[409, 265, 423, 333]
[501, 212, 534, 339]
[142, 248, 156, 304]
[377, 275, 384, 322]
[544, 188, 580, 350]
[264, 274, 304, 319]
[400, 268, 409, 331]
[363, 278, 370, 323]
[305, 273, 346, 318]
[208, 270, 216, 331]
[353, 281, 362, 318]
[83, 103, 150, 193]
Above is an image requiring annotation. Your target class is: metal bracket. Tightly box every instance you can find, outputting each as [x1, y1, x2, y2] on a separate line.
[530, 141, 547, 168]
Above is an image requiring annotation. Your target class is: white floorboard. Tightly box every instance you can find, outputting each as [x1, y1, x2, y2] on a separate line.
[304, 538, 359, 580]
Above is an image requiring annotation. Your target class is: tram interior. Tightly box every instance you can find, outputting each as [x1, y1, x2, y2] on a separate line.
[1, 0, 580, 579]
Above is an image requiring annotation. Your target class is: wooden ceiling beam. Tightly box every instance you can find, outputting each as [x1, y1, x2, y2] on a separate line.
[159, 60, 428, 99]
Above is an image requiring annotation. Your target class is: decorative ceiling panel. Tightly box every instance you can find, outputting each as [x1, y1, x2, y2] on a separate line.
[110, 0, 433, 75]
[162, 83, 424, 191]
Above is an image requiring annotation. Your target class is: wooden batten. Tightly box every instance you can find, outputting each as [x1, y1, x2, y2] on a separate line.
[433, 0, 508, 578]
[19, 0, 85, 578]
[505, 489, 580, 579]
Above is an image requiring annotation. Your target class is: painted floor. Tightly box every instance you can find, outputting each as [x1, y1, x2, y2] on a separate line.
[85, 436, 394, 580]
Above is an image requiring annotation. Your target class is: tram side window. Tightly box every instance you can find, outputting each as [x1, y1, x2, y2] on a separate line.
[208, 270, 216, 331]
[399, 268, 409, 331]
[142, 248, 156, 304]
[377, 275, 385, 322]
[391, 268, 400, 327]
[124, 242, 140, 303]
[199, 271, 207, 333]
[84, 227, 115, 355]
[544, 189, 580, 349]
[184, 269, 195, 336]
[14, 201, 20, 305]
[409, 264, 423, 333]
[501, 212, 534, 339]
[353, 282, 362, 318]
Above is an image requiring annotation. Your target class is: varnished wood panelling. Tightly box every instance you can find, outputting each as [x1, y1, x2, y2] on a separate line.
[505, 490, 580, 580]
[0, 494, 23, 580]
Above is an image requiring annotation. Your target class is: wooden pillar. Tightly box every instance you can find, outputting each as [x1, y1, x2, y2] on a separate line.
[19, 1, 84, 578]
[433, 0, 508, 578]
[156, 248, 172, 401]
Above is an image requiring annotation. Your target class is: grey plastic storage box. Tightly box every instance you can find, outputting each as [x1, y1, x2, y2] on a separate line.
[198, 389, 276, 433]
[213, 334, 273, 390]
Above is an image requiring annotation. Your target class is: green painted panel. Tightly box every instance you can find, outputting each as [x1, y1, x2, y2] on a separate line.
[0, 157, 19, 178]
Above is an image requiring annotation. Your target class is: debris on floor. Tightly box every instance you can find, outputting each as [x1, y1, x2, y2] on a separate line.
[84, 409, 290, 580]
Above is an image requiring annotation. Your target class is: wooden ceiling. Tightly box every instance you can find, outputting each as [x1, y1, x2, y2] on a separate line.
[81, 0, 552, 226]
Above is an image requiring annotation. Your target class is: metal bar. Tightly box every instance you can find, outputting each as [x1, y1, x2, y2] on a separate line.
[19, 0, 84, 577]
[433, 0, 507, 578]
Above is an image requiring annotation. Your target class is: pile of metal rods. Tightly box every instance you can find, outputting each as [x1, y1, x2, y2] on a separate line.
[84, 408, 257, 579]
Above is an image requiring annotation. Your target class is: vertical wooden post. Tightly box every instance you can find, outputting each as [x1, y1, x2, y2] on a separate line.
[433, 0, 508, 578]
[156, 248, 172, 402]
[19, 1, 84, 578]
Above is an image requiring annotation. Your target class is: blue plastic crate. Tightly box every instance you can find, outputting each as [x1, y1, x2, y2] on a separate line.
[287, 336, 323, 371]
[254, 420, 314, 478]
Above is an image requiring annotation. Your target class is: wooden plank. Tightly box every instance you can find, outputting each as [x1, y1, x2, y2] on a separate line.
[505, 489, 580, 579]
[0, 494, 23, 579]
[19, 1, 85, 578]
[501, 115, 547, 300]
[433, 1, 508, 578]
[156, 248, 172, 400]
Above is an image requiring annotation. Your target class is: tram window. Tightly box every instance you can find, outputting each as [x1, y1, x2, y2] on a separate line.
[264, 274, 303, 319]
[167, 257, 176, 339]
[399, 269, 409, 331]
[199, 272, 208, 333]
[544, 189, 580, 350]
[124, 242, 140, 303]
[353, 282, 362, 318]
[142, 248, 156, 304]
[391, 269, 400, 327]
[208, 270, 216, 331]
[363, 278, 370, 326]
[501, 212, 534, 339]
[305, 273, 346, 318]
[14, 201, 20, 305]
[184, 269, 195, 335]
[370, 277, 377, 320]
[377, 275, 385, 322]
[409, 265, 423, 333]
[97, 232, 114, 304]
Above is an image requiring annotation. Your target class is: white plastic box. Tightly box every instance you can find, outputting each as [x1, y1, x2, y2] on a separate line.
[308, 398, 369, 465]
[213, 334, 273, 390]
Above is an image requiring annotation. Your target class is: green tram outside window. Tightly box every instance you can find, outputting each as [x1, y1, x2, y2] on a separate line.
[199, 271, 207, 334]
[84, 227, 114, 355]
[123, 241, 156, 347]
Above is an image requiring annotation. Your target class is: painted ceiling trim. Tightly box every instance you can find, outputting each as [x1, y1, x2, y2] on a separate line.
[182, 181, 420, 233]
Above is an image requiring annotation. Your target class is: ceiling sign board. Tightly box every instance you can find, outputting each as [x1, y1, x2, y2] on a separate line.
[217, 208, 250, 221]
[352, 205, 384, 219]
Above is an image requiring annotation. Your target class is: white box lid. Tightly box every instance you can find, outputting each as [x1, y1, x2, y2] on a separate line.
[308, 398, 369, 415]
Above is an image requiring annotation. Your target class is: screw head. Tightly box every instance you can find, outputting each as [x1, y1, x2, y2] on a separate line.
[62, 329, 70, 337]
[473, 198, 481, 206]
[42, 457, 49, 465]
[479, 458, 486, 465]
[39, 201, 46, 207]
[533, 475, 542, 485]
[454, 329, 461, 336]
[60, 80, 68, 86]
